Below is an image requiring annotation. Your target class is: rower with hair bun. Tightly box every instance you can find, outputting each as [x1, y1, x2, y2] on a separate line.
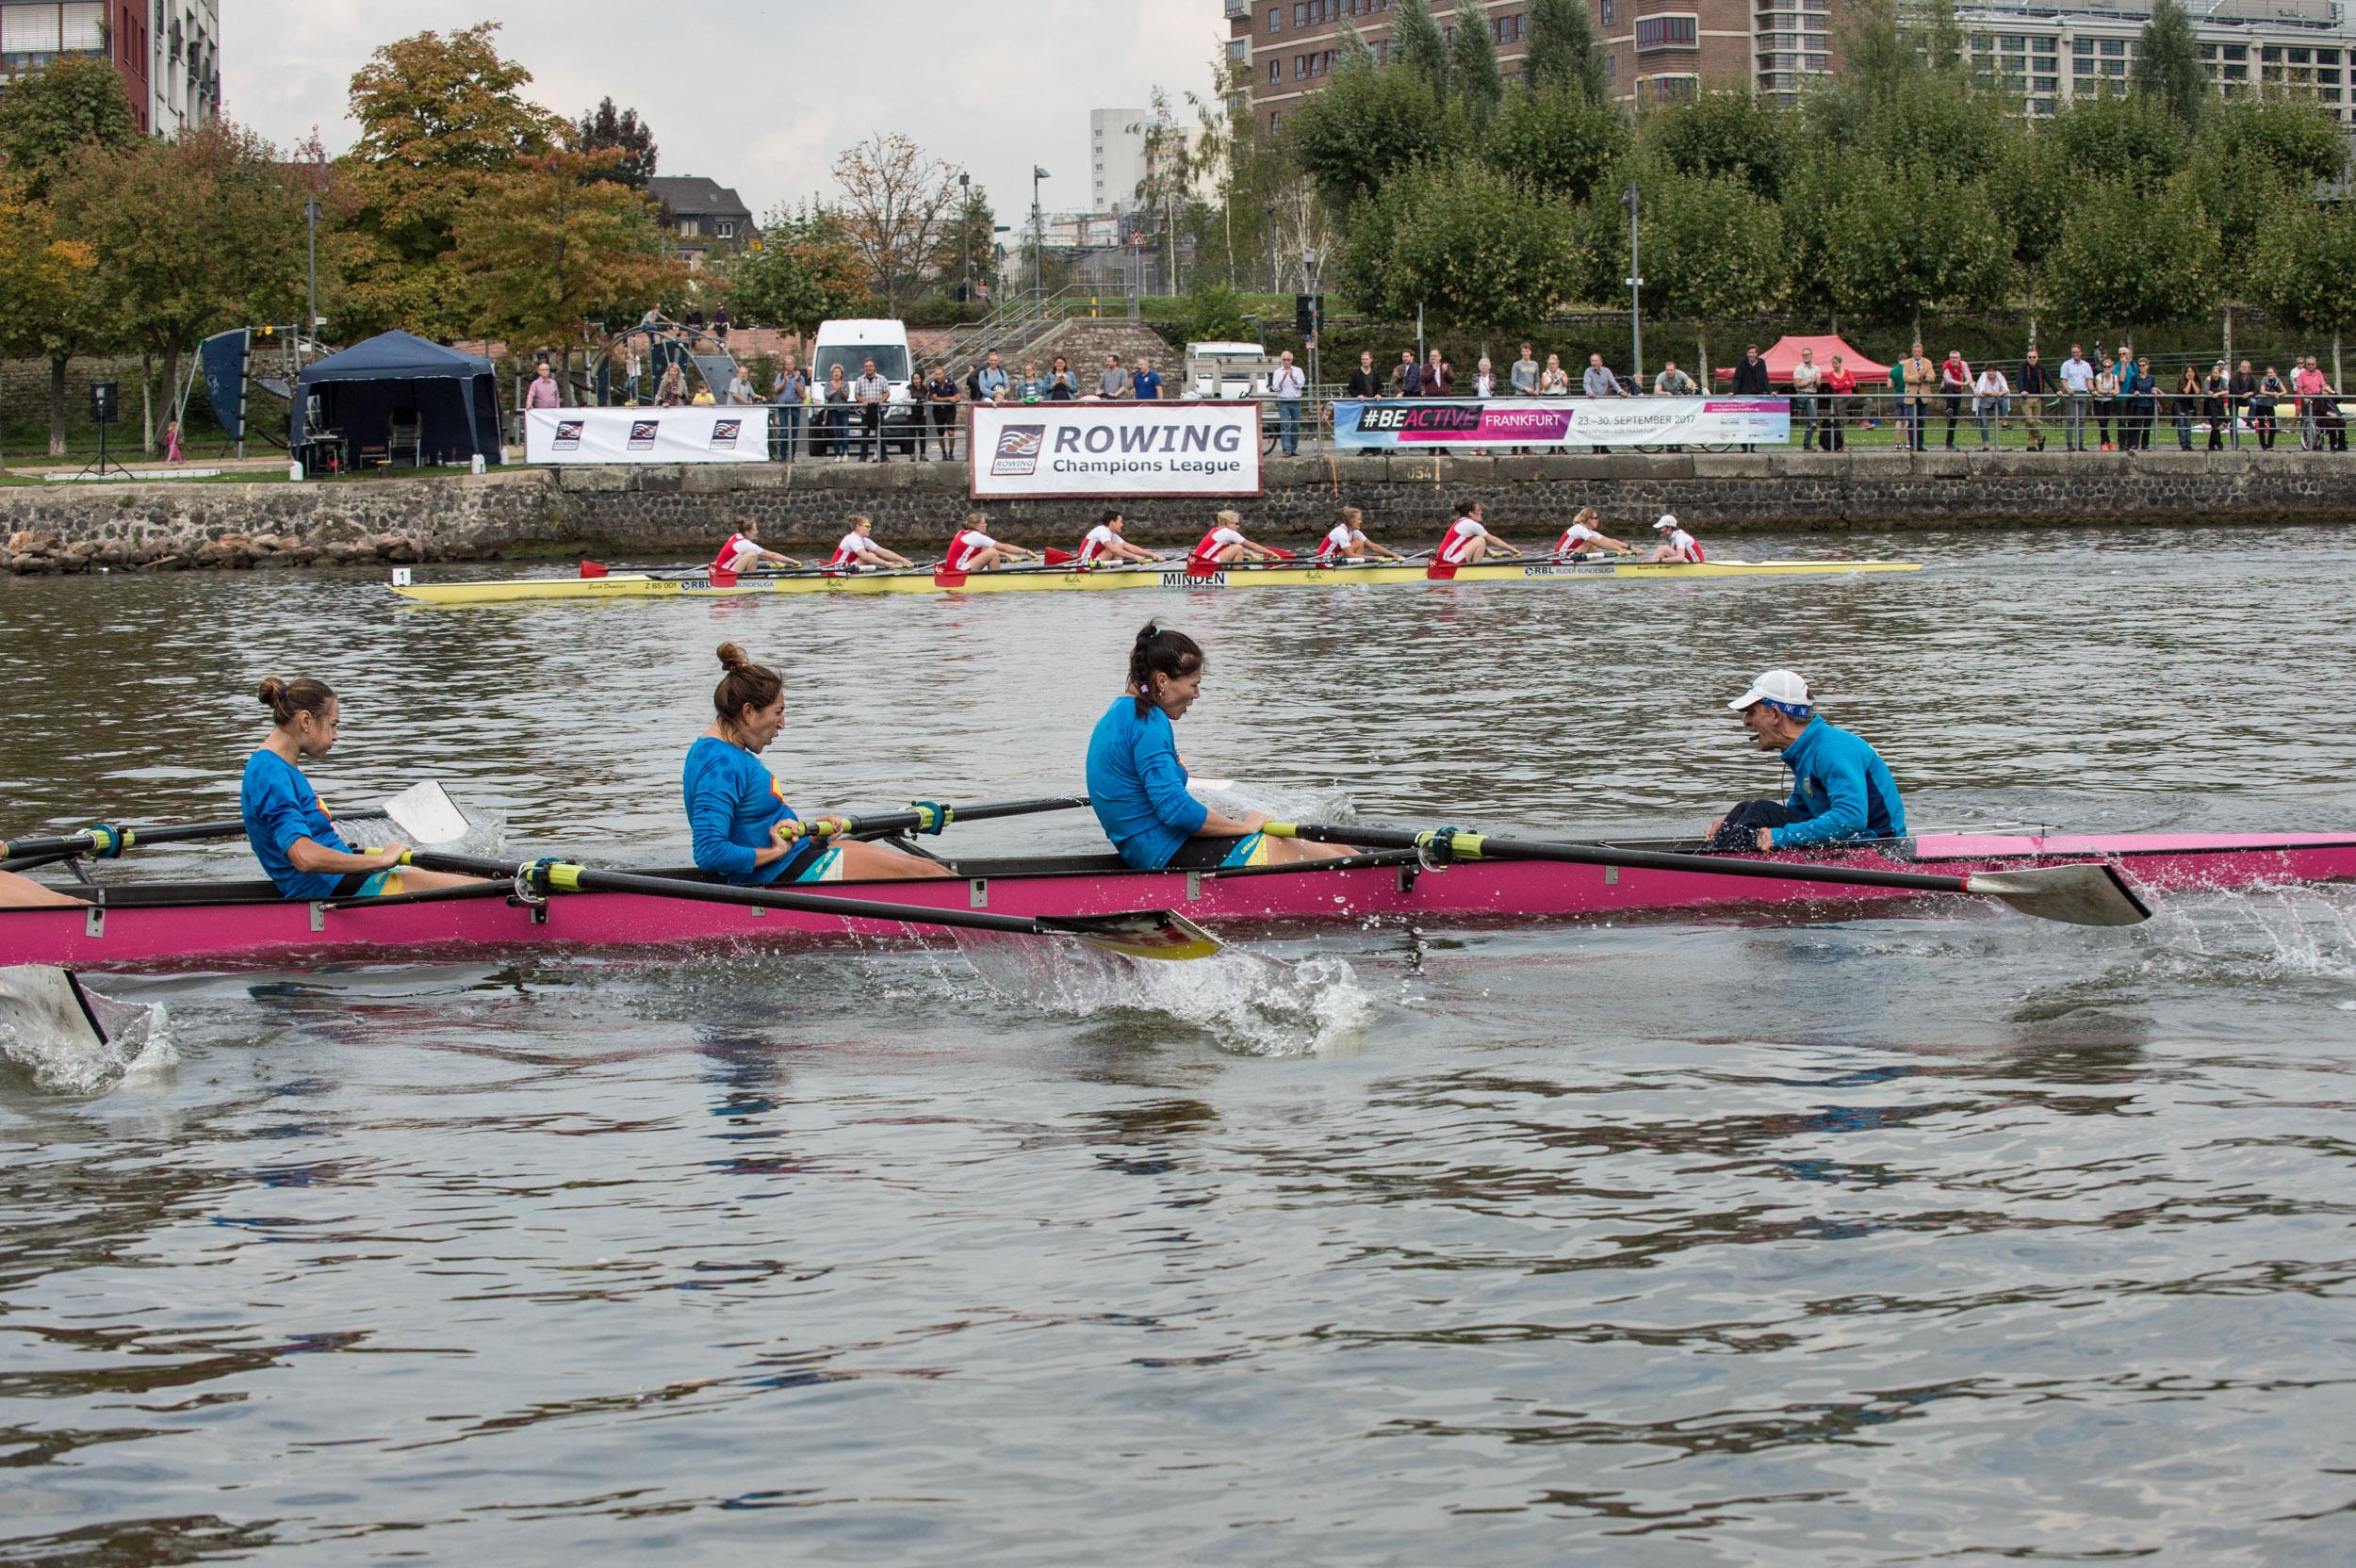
[1554, 506, 1630, 557]
[685, 643, 950, 884]
[240, 676, 479, 898]
[1085, 623, 1356, 871]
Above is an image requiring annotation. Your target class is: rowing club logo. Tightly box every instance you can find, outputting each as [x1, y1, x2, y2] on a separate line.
[552, 420, 584, 451]
[710, 419, 742, 449]
[990, 423, 1045, 477]
[628, 419, 659, 451]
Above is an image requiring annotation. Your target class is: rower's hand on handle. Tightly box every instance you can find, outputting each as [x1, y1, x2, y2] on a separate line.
[1238, 809, 1269, 833]
[373, 842, 411, 870]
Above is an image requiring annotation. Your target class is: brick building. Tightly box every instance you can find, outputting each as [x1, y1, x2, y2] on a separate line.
[0, 0, 217, 135]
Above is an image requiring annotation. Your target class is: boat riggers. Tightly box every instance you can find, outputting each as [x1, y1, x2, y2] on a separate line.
[400, 850, 1223, 960]
[1263, 823, 2154, 927]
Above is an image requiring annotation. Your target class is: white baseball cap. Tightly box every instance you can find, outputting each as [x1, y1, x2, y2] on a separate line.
[1653, 514, 1678, 531]
[1728, 669, 1809, 710]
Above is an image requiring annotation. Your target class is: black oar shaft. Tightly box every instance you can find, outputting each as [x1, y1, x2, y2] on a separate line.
[2, 819, 246, 865]
[841, 795, 1088, 839]
[1276, 823, 1977, 897]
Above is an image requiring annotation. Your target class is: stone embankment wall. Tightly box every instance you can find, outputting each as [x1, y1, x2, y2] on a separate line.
[5, 449, 2353, 573]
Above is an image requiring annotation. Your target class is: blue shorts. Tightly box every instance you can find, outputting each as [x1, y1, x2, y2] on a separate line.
[1161, 832, 1268, 871]
[327, 869, 402, 897]
[758, 838, 843, 884]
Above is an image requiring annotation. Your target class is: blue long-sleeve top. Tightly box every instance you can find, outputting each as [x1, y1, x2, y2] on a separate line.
[1086, 695, 1209, 871]
[683, 736, 798, 885]
[240, 749, 353, 898]
[1774, 715, 1906, 848]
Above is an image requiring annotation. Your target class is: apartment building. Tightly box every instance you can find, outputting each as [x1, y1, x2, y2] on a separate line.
[647, 177, 758, 270]
[1954, 0, 2352, 120]
[0, 1, 216, 135]
[150, 0, 220, 137]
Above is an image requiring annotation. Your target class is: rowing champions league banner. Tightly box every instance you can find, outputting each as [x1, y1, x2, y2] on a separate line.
[525, 407, 771, 465]
[1333, 398, 1790, 449]
[969, 402, 1262, 499]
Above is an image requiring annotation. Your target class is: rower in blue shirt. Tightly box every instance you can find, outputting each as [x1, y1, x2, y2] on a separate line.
[1086, 624, 1356, 871]
[685, 643, 950, 884]
[1706, 669, 1906, 854]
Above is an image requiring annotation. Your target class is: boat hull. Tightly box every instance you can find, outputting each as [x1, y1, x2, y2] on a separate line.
[7, 833, 2351, 972]
[390, 556, 1922, 606]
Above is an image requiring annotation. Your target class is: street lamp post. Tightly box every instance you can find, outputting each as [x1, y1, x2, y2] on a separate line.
[1262, 203, 1277, 295]
[1031, 166, 1050, 301]
[303, 196, 320, 355]
[1621, 182, 1644, 388]
[959, 172, 972, 311]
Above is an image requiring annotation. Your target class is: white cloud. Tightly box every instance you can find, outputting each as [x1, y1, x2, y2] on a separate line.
[221, 0, 1224, 226]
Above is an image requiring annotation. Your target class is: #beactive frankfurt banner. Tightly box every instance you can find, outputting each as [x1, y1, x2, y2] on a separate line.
[1333, 398, 1791, 449]
[969, 402, 1264, 499]
[525, 406, 771, 465]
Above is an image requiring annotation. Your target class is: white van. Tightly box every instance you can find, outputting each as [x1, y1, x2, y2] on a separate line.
[810, 318, 918, 455]
[1183, 341, 1277, 400]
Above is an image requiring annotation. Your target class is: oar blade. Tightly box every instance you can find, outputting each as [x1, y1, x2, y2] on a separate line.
[1965, 864, 2152, 927]
[1039, 910, 1224, 961]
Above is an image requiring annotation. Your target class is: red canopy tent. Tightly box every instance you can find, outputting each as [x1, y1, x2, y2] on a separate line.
[1711, 335, 1890, 387]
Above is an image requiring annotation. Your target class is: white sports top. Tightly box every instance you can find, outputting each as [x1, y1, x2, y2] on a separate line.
[1438, 517, 1488, 564]
[1664, 528, 1696, 555]
[950, 530, 999, 569]
[837, 531, 872, 559]
[1323, 522, 1364, 552]
[1080, 524, 1121, 561]
[721, 536, 764, 572]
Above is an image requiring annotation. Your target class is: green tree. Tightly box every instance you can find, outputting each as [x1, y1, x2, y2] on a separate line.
[2047, 90, 2188, 188]
[452, 147, 685, 350]
[2134, 0, 2207, 128]
[1342, 155, 1574, 333]
[1822, 165, 2013, 336]
[728, 202, 871, 337]
[1988, 134, 2077, 343]
[1391, 0, 1452, 102]
[2049, 175, 2218, 340]
[0, 58, 139, 199]
[1643, 89, 1795, 199]
[2249, 189, 2356, 380]
[0, 181, 95, 465]
[1523, 0, 1611, 105]
[1285, 55, 1454, 212]
[2194, 96, 2346, 187]
[1482, 82, 1631, 204]
[1449, 0, 1504, 117]
[573, 97, 658, 188]
[329, 24, 563, 340]
[1776, 148, 1877, 318]
[1866, 91, 2014, 183]
[50, 122, 309, 452]
[1639, 172, 1789, 384]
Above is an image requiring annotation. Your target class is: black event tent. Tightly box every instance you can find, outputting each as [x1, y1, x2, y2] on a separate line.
[288, 330, 501, 466]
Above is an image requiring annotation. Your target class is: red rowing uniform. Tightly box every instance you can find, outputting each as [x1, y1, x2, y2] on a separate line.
[1436, 517, 1489, 564]
[1189, 526, 1244, 575]
[1079, 524, 1121, 564]
[948, 529, 997, 571]
[713, 533, 761, 574]
[1555, 522, 1603, 555]
[1317, 522, 1362, 560]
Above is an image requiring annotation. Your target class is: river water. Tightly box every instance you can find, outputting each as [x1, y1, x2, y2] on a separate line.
[2, 528, 2353, 1563]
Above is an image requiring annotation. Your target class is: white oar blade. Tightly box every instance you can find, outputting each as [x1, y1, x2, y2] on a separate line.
[1965, 864, 2152, 927]
[1041, 910, 1224, 961]
[0, 964, 108, 1051]
[382, 780, 470, 846]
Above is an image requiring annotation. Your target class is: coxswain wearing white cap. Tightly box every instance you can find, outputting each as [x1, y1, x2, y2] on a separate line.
[1435, 500, 1521, 565]
[1705, 670, 1907, 854]
[1644, 514, 1705, 564]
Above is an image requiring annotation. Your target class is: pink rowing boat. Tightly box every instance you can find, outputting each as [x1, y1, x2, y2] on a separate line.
[5, 831, 2351, 972]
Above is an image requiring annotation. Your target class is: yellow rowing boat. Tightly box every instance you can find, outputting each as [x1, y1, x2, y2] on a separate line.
[390, 554, 1922, 606]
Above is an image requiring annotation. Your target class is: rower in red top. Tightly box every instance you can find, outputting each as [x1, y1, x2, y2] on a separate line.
[1187, 510, 1285, 574]
[946, 513, 1036, 572]
[1317, 507, 1405, 562]
[828, 514, 912, 569]
[1554, 506, 1630, 556]
[1078, 510, 1160, 565]
[1436, 500, 1520, 565]
[1644, 514, 1705, 564]
[713, 519, 799, 577]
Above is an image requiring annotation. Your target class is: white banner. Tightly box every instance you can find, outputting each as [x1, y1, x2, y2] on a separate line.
[969, 401, 1262, 499]
[1334, 397, 1791, 449]
[525, 406, 771, 465]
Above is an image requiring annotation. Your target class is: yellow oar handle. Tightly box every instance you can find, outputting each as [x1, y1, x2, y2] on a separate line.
[777, 816, 850, 841]
[1263, 822, 1298, 838]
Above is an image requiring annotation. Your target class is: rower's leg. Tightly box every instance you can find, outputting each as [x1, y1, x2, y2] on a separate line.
[828, 841, 956, 879]
[1262, 838, 1355, 864]
[0, 869, 90, 907]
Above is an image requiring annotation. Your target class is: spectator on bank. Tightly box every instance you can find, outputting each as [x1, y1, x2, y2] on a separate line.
[1791, 346, 1822, 450]
[2058, 344, 2095, 451]
[1132, 357, 1162, 400]
[1512, 342, 1541, 397]
[1048, 355, 1077, 400]
[2123, 356, 2151, 450]
[1272, 350, 1306, 455]
[819, 364, 850, 458]
[770, 355, 806, 461]
[685, 305, 706, 330]
[1472, 356, 1498, 398]
[1973, 361, 2009, 449]
[1393, 350, 1423, 398]
[2231, 360, 2257, 449]
[526, 361, 563, 410]
[2203, 361, 2233, 451]
[1820, 356, 1855, 450]
[1653, 359, 1695, 397]
[927, 364, 960, 461]
[1937, 349, 1972, 449]
[853, 356, 892, 463]
[1896, 343, 1934, 451]
[1541, 353, 1570, 396]
[2256, 365, 2287, 449]
[655, 361, 688, 406]
[1426, 348, 1453, 397]
[976, 351, 1009, 404]
[621, 349, 643, 406]
[1731, 344, 1770, 451]
[2015, 350, 2050, 451]
[164, 417, 184, 465]
[1092, 353, 1129, 400]
[1348, 351, 1383, 400]
[2090, 358, 2119, 450]
[727, 366, 755, 407]
[711, 305, 730, 343]
[1583, 352, 1623, 454]
[2173, 366, 2202, 449]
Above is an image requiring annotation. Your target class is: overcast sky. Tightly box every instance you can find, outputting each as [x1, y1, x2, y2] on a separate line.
[221, 0, 1221, 222]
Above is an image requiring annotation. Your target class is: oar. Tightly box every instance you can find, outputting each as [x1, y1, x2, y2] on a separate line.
[2, 819, 245, 868]
[829, 795, 1089, 841]
[1264, 822, 2152, 927]
[396, 850, 1222, 960]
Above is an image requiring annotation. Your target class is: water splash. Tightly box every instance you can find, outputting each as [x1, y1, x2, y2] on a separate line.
[0, 974, 176, 1095]
[2138, 883, 2356, 984]
[951, 931, 1374, 1056]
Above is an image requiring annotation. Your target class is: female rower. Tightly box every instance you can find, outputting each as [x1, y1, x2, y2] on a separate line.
[828, 514, 912, 569]
[1079, 510, 1161, 565]
[1436, 501, 1519, 564]
[1187, 511, 1285, 572]
[1554, 507, 1629, 556]
[1644, 514, 1706, 564]
[946, 513, 1035, 572]
[1316, 506, 1404, 562]
[1086, 625, 1354, 872]
[713, 519, 800, 576]
[687, 644, 950, 884]
[241, 677, 479, 900]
